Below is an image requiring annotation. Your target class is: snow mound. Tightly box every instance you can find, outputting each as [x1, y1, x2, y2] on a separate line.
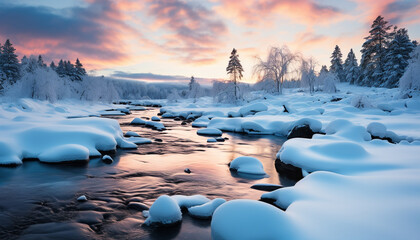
[171, 195, 210, 208]
[197, 128, 223, 136]
[238, 103, 268, 116]
[144, 195, 182, 226]
[211, 200, 294, 240]
[130, 118, 146, 125]
[0, 140, 22, 165]
[229, 156, 266, 175]
[151, 116, 160, 121]
[207, 138, 217, 143]
[38, 144, 89, 163]
[188, 198, 226, 219]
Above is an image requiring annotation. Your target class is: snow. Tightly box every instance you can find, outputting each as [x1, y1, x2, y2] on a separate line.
[229, 156, 266, 175]
[207, 138, 217, 143]
[211, 200, 297, 240]
[125, 137, 152, 144]
[0, 99, 135, 165]
[38, 144, 89, 163]
[197, 128, 223, 136]
[124, 131, 140, 137]
[144, 195, 182, 226]
[77, 195, 88, 202]
[151, 116, 160, 121]
[130, 117, 146, 125]
[171, 195, 210, 208]
[188, 198, 226, 219]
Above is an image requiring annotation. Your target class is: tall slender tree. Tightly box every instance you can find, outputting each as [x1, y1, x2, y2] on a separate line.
[75, 58, 86, 77]
[383, 28, 415, 88]
[343, 49, 360, 84]
[226, 48, 243, 99]
[0, 39, 20, 84]
[359, 16, 392, 86]
[329, 45, 345, 82]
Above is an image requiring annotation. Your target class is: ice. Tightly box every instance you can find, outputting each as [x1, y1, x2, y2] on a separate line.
[229, 156, 266, 175]
[144, 195, 182, 226]
[188, 198, 226, 219]
[197, 128, 223, 136]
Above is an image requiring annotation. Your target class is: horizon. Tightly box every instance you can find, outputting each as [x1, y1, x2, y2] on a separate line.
[0, 0, 419, 83]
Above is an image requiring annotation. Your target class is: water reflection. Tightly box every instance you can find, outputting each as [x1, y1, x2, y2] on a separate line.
[0, 108, 295, 239]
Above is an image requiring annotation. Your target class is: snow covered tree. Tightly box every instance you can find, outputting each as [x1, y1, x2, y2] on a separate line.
[322, 72, 338, 93]
[75, 58, 86, 78]
[300, 57, 317, 93]
[358, 16, 392, 86]
[382, 28, 415, 88]
[20, 55, 38, 73]
[50, 61, 57, 71]
[0, 39, 20, 84]
[188, 76, 201, 102]
[226, 48, 243, 100]
[37, 55, 47, 68]
[254, 45, 296, 94]
[343, 49, 360, 84]
[399, 46, 420, 92]
[329, 45, 345, 82]
[56, 59, 65, 77]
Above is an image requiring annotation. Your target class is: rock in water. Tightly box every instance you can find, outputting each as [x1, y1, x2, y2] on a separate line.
[207, 138, 217, 143]
[102, 155, 113, 164]
[151, 116, 160, 121]
[287, 124, 315, 139]
[184, 168, 191, 174]
[144, 195, 182, 226]
[77, 195, 88, 202]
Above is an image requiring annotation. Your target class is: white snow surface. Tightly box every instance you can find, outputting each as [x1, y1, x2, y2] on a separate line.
[0, 98, 135, 165]
[197, 128, 223, 136]
[229, 156, 266, 175]
[170, 195, 210, 208]
[144, 195, 182, 226]
[188, 198, 226, 219]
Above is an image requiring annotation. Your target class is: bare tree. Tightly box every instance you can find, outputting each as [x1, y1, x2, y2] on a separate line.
[253, 46, 297, 94]
[300, 57, 318, 94]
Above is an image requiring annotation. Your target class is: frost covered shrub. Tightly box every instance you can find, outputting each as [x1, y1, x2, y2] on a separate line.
[351, 94, 372, 108]
[212, 81, 250, 104]
[400, 46, 420, 92]
[167, 89, 181, 103]
[322, 73, 338, 93]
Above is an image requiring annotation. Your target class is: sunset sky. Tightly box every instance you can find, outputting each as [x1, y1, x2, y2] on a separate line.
[0, 0, 419, 83]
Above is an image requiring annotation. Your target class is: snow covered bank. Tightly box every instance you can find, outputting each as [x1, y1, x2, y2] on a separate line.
[0, 98, 135, 165]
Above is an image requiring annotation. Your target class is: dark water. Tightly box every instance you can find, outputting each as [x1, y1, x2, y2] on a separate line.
[0, 108, 292, 240]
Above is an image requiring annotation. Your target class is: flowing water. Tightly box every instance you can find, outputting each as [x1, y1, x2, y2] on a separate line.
[0, 108, 294, 239]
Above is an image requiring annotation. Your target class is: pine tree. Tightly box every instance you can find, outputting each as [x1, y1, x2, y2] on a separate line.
[226, 48, 243, 100]
[37, 55, 46, 68]
[50, 61, 56, 71]
[56, 59, 65, 77]
[343, 49, 360, 84]
[0, 39, 20, 84]
[74, 58, 86, 78]
[329, 45, 345, 82]
[320, 65, 328, 75]
[382, 28, 415, 88]
[188, 76, 195, 91]
[359, 16, 392, 86]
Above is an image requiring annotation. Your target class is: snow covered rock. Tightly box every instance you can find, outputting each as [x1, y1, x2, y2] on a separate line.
[77, 195, 88, 202]
[229, 156, 266, 175]
[250, 183, 283, 191]
[184, 168, 191, 174]
[124, 131, 140, 137]
[144, 195, 182, 226]
[38, 144, 89, 163]
[151, 116, 160, 121]
[171, 195, 210, 209]
[188, 198, 226, 219]
[207, 138, 217, 143]
[211, 200, 293, 240]
[126, 137, 152, 144]
[287, 124, 317, 139]
[102, 155, 113, 164]
[197, 128, 223, 136]
[130, 118, 146, 125]
[0, 140, 22, 166]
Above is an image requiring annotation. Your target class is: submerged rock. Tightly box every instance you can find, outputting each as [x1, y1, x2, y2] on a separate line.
[251, 183, 283, 191]
[127, 202, 149, 211]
